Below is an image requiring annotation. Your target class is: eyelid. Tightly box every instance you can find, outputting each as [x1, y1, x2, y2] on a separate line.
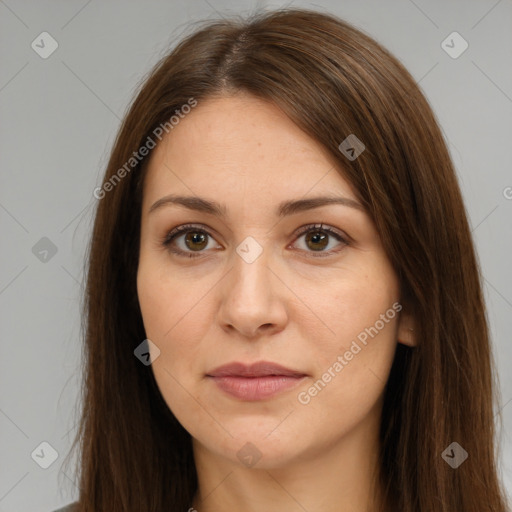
[293, 223, 350, 244]
[161, 222, 350, 258]
[161, 223, 220, 246]
[289, 223, 350, 258]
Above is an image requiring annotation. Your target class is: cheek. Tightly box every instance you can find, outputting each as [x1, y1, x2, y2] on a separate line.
[312, 266, 399, 354]
[299, 265, 400, 417]
[136, 255, 212, 345]
[137, 265, 207, 431]
[296, 320, 398, 447]
[136, 260, 212, 394]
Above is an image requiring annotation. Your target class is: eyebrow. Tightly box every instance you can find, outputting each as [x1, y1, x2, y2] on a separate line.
[148, 194, 365, 217]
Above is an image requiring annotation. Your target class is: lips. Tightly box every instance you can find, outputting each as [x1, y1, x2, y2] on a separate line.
[206, 361, 307, 400]
[207, 361, 306, 378]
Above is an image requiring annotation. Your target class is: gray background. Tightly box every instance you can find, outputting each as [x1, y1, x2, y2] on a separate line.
[0, 0, 511, 510]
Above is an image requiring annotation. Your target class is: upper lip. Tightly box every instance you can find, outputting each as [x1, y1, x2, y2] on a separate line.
[207, 361, 306, 378]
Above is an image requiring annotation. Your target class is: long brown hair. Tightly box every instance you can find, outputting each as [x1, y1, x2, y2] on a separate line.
[62, 7, 509, 511]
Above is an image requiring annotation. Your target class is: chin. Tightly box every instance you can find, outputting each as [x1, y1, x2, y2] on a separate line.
[192, 418, 311, 470]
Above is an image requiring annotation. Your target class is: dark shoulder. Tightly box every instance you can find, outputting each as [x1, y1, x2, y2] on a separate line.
[51, 502, 78, 512]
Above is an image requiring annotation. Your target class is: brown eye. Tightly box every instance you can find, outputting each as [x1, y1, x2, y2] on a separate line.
[183, 231, 208, 251]
[162, 224, 220, 258]
[162, 223, 349, 260]
[292, 223, 349, 257]
[304, 230, 329, 251]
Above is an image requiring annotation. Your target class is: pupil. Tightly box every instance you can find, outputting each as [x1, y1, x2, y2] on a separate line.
[307, 231, 328, 250]
[186, 232, 207, 251]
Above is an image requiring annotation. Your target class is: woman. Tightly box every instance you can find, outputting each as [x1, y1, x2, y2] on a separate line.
[56, 7, 509, 512]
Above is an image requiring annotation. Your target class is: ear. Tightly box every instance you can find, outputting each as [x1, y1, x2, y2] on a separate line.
[397, 309, 416, 347]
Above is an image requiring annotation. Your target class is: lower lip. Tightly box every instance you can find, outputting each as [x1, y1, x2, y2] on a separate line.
[208, 375, 306, 400]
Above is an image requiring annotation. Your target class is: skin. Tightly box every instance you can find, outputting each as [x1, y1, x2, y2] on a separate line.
[137, 92, 416, 512]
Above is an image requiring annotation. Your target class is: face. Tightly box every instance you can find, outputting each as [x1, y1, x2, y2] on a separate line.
[137, 92, 414, 470]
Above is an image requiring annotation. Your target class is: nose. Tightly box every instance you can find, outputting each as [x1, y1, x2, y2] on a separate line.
[217, 244, 288, 339]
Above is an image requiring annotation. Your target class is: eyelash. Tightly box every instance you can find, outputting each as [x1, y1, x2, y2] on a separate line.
[160, 223, 349, 259]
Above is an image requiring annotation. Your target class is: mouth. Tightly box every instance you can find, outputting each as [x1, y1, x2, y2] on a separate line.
[206, 361, 308, 401]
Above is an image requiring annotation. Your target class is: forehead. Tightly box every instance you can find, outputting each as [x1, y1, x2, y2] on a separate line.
[143, 93, 358, 204]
